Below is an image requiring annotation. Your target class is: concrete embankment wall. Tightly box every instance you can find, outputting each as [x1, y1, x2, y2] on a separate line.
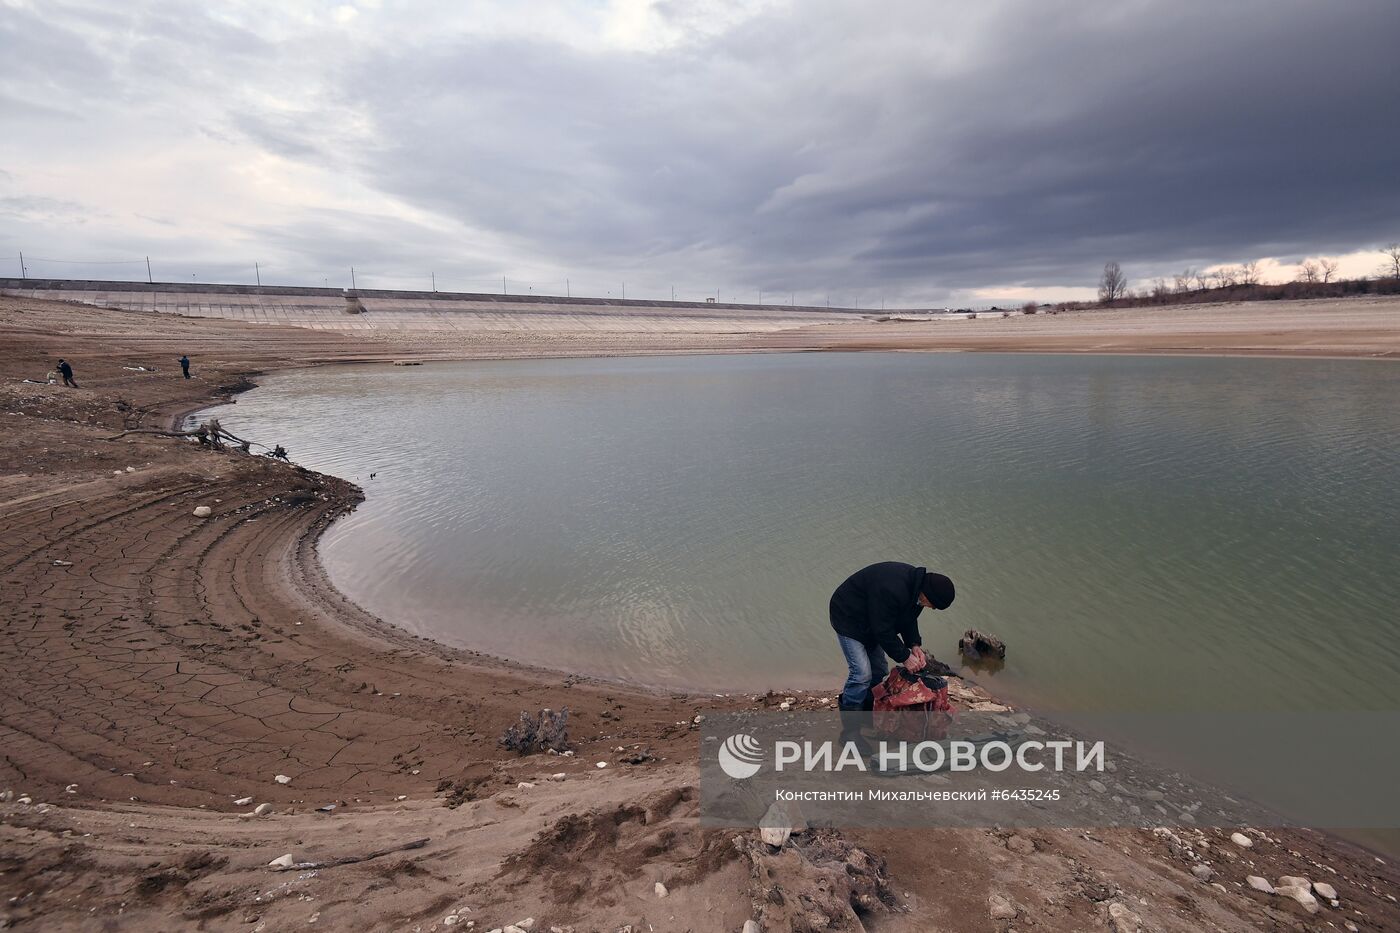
[0, 278, 882, 334]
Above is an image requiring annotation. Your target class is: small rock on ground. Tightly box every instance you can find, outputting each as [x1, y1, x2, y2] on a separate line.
[988, 894, 1017, 920]
[1107, 901, 1142, 932]
[1275, 884, 1319, 914]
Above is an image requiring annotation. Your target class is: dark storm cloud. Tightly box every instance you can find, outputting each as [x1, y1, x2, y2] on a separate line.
[312, 0, 1400, 296]
[6, 0, 1400, 299]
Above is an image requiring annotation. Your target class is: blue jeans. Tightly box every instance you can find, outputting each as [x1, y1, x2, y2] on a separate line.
[837, 635, 888, 709]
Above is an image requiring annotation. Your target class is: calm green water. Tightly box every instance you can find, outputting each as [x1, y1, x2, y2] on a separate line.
[199, 353, 1400, 711]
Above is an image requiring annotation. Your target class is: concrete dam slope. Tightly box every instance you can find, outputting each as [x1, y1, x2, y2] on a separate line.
[0, 279, 875, 337]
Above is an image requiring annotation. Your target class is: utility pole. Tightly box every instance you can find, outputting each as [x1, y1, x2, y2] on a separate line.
[503, 276, 507, 295]
[759, 290, 763, 305]
[255, 262, 261, 286]
[621, 282, 625, 300]
[671, 285, 675, 301]
[18, 251, 25, 279]
[431, 271, 436, 292]
[791, 292, 794, 305]
[350, 266, 356, 290]
[566, 278, 570, 298]
[146, 256, 153, 283]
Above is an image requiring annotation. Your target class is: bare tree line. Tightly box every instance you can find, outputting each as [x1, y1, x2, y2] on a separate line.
[1076, 243, 1400, 312]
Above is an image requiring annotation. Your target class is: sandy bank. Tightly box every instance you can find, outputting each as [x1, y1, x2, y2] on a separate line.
[2, 294, 1397, 931]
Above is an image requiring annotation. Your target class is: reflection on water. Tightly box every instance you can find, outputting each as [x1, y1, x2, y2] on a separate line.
[196, 352, 1400, 711]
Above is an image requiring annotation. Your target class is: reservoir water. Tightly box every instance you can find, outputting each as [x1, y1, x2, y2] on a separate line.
[197, 352, 1400, 712]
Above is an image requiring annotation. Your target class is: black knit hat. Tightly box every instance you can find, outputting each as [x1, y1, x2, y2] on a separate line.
[921, 572, 955, 610]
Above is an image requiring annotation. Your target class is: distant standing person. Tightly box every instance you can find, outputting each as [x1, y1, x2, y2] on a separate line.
[57, 359, 78, 388]
[179, 355, 191, 379]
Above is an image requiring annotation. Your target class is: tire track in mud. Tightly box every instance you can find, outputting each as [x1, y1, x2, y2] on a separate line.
[0, 461, 471, 806]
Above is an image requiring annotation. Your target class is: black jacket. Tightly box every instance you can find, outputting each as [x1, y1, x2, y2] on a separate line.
[828, 561, 925, 663]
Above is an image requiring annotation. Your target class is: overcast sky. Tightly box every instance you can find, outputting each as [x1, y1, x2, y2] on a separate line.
[3, 0, 1398, 306]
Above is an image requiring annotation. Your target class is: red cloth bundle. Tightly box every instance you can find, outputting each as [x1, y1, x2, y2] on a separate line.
[872, 666, 953, 742]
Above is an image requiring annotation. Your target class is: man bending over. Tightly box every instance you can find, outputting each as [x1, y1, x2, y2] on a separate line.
[829, 561, 955, 723]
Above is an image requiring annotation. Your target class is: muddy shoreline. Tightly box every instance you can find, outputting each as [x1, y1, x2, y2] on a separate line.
[3, 294, 1398, 931]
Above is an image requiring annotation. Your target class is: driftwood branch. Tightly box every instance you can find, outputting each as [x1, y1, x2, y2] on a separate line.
[105, 418, 286, 458]
[271, 837, 429, 872]
[104, 428, 203, 440]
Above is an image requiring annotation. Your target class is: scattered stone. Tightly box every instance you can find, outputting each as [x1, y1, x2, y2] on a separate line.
[987, 894, 1017, 920]
[1089, 779, 1107, 793]
[1191, 864, 1214, 882]
[253, 803, 272, 816]
[1230, 832, 1252, 848]
[516, 782, 536, 790]
[64, 784, 78, 794]
[1246, 875, 1274, 894]
[1007, 835, 1036, 855]
[778, 702, 792, 711]
[125, 466, 135, 473]
[444, 917, 460, 927]
[0, 790, 11, 802]
[1346, 922, 1359, 932]
[273, 774, 291, 785]
[1277, 875, 1311, 890]
[654, 881, 668, 898]
[759, 820, 791, 848]
[514, 920, 535, 931]
[742, 923, 760, 933]
[759, 802, 795, 847]
[1312, 881, 1337, 900]
[193, 505, 212, 518]
[548, 773, 567, 781]
[1275, 884, 1319, 914]
[693, 715, 705, 725]
[595, 761, 608, 769]
[234, 797, 253, 806]
[268, 854, 295, 870]
[1107, 901, 1142, 932]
